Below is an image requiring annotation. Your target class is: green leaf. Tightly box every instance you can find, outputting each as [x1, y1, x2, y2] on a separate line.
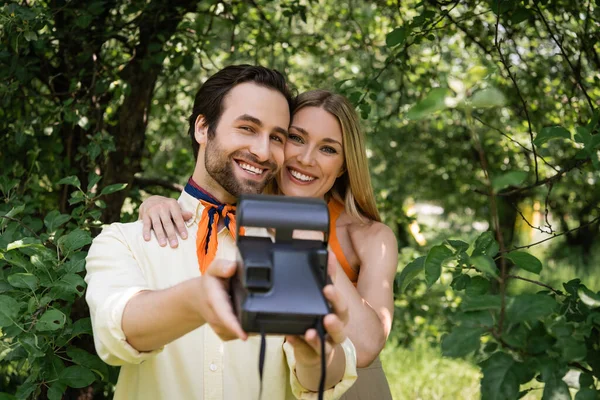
[18, 335, 45, 358]
[557, 337, 587, 362]
[7, 273, 39, 290]
[471, 255, 499, 278]
[57, 176, 81, 188]
[480, 352, 519, 400]
[472, 231, 500, 258]
[453, 310, 494, 328]
[441, 326, 484, 357]
[47, 382, 67, 400]
[461, 294, 502, 311]
[542, 375, 571, 400]
[59, 365, 96, 388]
[511, 8, 532, 24]
[406, 87, 451, 120]
[7, 237, 42, 251]
[0, 295, 20, 327]
[505, 251, 542, 274]
[466, 276, 491, 296]
[58, 229, 91, 254]
[52, 273, 86, 296]
[71, 318, 93, 337]
[24, 31, 38, 42]
[575, 388, 598, 400]
[100, 183, 128, 196]
[578, 287, 600, 308]
[0, 205, 25, 229]
[451, 274, 471, 291]
[534, 126, 571, 146]
[424, 244, 453, 287]
[44, 210, 71, 232]
[469, 87, 506, 108]
[0, 393, 17, 400]
[67, 347, 109, 380]
[447, 239, 470, 252]
[386, 27, 407, 47]
[396, 256, 425, 292]
[36, 309, 66, 331]
[63, 255, 86, 274]
[492, 171, 528, 192]
[506, 294, 556, 324]
[578, 373, 594, 388]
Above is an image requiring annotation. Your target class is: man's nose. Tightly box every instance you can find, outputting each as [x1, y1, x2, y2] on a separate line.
[249, 133, 270, 162]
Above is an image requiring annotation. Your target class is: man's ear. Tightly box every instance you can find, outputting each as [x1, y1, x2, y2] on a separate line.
[194, 115, 209, 146]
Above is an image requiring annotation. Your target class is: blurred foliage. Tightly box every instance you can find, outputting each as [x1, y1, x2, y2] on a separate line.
[1, 0, 600, 398]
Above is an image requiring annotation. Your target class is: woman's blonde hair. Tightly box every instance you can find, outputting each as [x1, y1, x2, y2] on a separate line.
[285, 89, 381, 223]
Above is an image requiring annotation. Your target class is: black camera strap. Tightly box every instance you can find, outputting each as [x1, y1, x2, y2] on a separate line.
[256, 322, 327, 400]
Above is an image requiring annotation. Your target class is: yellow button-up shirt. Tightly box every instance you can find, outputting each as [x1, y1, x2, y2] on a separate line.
[85, 190, 357, 400]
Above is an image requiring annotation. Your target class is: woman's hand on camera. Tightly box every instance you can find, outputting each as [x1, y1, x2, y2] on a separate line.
[285, 252, 349, 389]
[140, 195, 192, 248]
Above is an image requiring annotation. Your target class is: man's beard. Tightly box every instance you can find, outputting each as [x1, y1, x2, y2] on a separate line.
[204, 136, 277, 198]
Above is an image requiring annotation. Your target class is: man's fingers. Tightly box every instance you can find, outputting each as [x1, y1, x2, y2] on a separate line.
[206, 259, 237, 278]
[204, 278, 247, 341]
[151, 215, 168, 247]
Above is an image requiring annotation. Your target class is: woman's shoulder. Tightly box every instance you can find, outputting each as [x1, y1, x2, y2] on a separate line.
[345, 216, 397, 249]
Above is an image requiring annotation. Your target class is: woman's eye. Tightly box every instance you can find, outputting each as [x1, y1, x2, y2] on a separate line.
[288, 133, 303, 143]
[321, 146, 337, 154]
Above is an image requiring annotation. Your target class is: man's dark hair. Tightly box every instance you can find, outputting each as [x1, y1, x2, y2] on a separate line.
[188, 64, 294, 158]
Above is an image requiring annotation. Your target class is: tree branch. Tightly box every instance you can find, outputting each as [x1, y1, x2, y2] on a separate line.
[532, 1, 595, 111]
[504, 215, 600, 252]
[496, 158, 589, 197]
[494, 10, 539, 183]
[507, 275, 563, 296]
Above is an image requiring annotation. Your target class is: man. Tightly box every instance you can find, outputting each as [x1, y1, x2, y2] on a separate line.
[85, 65, 357, 400]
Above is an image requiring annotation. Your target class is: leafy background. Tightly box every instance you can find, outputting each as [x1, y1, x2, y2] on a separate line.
[1, 0, 599, 399]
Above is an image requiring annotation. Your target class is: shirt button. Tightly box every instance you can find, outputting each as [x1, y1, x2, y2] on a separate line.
[209, 363, 217, 372]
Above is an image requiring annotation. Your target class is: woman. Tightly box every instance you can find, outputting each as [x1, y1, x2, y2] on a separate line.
[140, 90, 398, 399]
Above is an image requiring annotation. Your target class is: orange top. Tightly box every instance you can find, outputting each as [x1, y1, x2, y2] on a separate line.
[328, 199, 359, 286]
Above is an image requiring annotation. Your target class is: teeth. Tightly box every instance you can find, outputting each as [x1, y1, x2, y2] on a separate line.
[290, 169, 316, 182]
[238, 162, 264, 175]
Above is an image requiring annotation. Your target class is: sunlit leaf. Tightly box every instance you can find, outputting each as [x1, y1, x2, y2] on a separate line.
[534, 126, 571, 146]
[406, 88, 451, 120]
[505, 251, 542, 274]
[397, 256, 425, 293]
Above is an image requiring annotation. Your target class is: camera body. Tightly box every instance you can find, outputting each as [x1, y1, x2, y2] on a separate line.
[230, 194, 332, 335]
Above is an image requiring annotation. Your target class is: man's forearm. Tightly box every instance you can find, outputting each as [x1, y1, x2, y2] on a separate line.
[295, 343, 346, 391]
[122, 278, 205, 352]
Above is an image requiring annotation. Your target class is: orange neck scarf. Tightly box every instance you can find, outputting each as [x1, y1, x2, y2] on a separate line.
[184, 179, 243, 274]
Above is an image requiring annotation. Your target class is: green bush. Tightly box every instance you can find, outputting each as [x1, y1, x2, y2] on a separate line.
[0, 176, 124, 399]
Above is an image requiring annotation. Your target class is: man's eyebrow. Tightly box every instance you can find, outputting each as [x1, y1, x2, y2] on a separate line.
[235, 114, 263, 126]
[290, 125, 342, 147]
[236, 114, 287, 136]
[273, 126, 289, 136]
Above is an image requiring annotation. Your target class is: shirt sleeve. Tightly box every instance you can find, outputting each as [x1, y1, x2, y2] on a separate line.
[283, 337, 358, 400]
[84, 223, 163, 366]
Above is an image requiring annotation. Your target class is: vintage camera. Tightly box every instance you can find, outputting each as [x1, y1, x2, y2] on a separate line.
[231, 194, 332, 335]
